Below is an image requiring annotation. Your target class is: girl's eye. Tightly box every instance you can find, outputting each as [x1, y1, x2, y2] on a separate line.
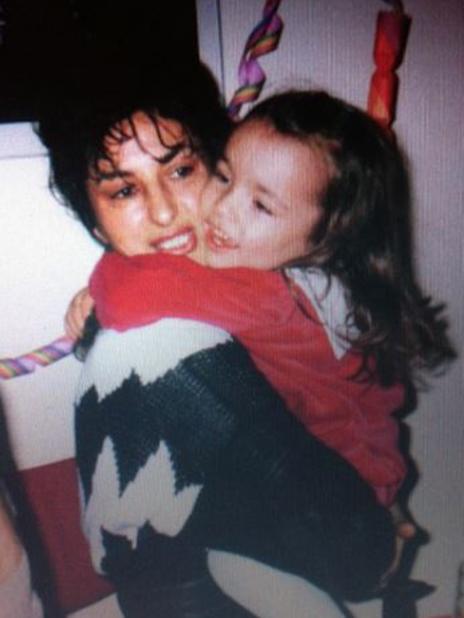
[214, 164, 230, 184]
[254, 200, 273, 216]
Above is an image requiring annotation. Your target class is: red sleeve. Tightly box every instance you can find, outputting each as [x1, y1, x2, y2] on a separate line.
[89, 252, 291, 334]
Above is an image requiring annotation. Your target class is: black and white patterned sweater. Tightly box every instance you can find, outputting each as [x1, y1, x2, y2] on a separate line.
[75, 317, 394, 602]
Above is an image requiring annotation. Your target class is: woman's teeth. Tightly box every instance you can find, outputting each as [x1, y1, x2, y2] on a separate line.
[158, 232, 190, 250]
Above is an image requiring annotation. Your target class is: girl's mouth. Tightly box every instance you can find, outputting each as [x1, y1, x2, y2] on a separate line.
[204, 222, 238, 251]
[151, 227, 197, 255]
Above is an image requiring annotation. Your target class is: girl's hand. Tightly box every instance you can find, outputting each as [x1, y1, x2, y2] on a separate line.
[65, 287, 95, 340]
[381, 502, 417, 587]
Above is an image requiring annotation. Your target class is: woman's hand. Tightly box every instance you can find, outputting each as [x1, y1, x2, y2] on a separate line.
[65, 287, 95, 340]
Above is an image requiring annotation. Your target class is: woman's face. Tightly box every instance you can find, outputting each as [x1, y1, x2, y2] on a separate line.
[86, 112, 209, 261]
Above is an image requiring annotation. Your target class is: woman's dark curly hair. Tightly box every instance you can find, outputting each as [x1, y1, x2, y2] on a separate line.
[35, 60, 232, 235]
[245, 90, 455, 385]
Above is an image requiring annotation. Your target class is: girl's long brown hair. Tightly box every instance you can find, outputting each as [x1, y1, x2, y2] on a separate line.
[246, 91, 455, 385]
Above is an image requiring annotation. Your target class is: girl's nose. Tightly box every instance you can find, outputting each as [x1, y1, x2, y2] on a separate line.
[213, 188, 239, 227]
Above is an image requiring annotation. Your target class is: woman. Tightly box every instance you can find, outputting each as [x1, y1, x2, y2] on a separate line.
[37, 61, 403, 617]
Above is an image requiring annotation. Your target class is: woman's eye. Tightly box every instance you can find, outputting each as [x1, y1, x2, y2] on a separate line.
[172, 165, 194, 179]
[111, 184, 135, 200]
[254, 200, 272, 216]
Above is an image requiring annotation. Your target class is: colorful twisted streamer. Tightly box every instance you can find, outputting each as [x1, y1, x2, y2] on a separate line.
[0, 336, 74, 380]
[227, 0, 284, 120]
[367, 3, 411, 130]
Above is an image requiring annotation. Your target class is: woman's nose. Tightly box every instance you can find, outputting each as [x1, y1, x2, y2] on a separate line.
[146, 191, 177, 226]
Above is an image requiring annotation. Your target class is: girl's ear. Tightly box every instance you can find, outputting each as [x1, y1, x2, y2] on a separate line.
[93, 227, 108, 245]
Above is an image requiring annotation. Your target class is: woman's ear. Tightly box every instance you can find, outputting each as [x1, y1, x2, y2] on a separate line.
[93, 227, 108, 245]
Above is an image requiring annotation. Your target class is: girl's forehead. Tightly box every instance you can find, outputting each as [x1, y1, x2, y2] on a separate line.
[228, 119, 272, 148]
[224, 119, 334, 206]
[228, 119, 337, 183]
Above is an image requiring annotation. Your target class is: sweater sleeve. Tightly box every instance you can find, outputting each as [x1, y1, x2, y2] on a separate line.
[89, 252, 290, 334]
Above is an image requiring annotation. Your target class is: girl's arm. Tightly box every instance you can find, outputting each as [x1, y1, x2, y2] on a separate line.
[89, 252, 290, 335]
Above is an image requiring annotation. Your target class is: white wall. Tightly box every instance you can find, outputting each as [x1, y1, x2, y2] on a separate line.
[197, 1, 464, 617]
[0, 124, 102, 469]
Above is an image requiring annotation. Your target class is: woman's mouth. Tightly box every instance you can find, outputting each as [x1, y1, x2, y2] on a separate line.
[150, 227, 197, 254]
[204, 223, 238, 251]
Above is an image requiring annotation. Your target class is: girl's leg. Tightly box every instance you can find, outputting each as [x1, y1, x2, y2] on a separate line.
[180, 340, 395, 602]
[108, 535, 254, 618]
[116, 569, 255, 618]
[208, 551, 347, 618]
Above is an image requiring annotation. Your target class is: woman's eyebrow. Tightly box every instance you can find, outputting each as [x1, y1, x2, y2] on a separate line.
[155, 143, 190, 165]
[93, 170, 129, 183]
[93, 144, 190, 183]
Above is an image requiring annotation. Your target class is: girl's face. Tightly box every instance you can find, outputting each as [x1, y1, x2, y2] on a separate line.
[203, 120, 332, 270]
[86, 112, 209, 261]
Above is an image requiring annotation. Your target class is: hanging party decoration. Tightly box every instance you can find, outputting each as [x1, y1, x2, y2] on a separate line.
[227, 0, 284, 120]
[367, 1, 411, 130]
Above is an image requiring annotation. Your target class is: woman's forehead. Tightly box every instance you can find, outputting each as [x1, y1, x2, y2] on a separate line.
[102, 112, 189, 164]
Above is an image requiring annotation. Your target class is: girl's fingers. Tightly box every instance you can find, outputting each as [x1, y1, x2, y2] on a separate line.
[65, 288, 94, 340]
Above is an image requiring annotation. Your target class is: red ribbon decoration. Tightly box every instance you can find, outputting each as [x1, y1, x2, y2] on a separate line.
[367, 7, 411, 131]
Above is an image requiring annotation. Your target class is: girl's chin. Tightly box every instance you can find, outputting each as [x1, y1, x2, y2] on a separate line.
[205, 253, 239, 269]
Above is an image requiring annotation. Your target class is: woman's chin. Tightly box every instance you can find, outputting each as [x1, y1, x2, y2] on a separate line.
[187, 243, 209, 266]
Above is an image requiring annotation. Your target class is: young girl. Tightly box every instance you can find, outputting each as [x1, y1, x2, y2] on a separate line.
[85, 90, 452, 508]
[63, 90, 452, 615]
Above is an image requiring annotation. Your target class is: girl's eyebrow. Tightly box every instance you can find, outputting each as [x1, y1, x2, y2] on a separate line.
[216, 154, 229, 166]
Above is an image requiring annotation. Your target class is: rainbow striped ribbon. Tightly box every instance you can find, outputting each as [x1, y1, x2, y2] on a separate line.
[0, 336, 74, 380]
[227, 0, 284, 120]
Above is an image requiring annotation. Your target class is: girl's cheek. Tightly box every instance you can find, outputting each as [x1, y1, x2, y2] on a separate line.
[200, 180, 220, 218]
